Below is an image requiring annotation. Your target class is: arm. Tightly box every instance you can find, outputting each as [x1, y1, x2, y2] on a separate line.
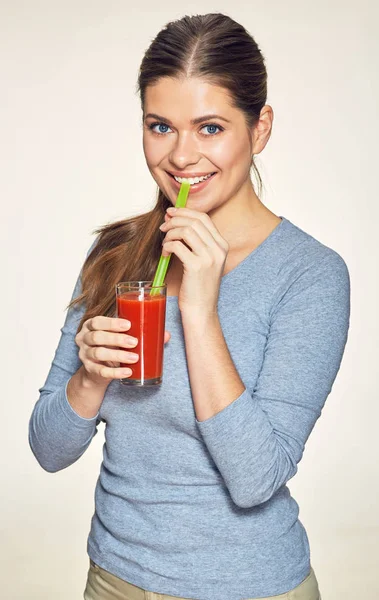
[29, 242, 102, 473]
[182, 250, 350, 508]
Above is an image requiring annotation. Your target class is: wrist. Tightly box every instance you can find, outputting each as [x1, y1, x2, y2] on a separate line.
[181, 309, 220, 329]
[66, 367, 107, 419]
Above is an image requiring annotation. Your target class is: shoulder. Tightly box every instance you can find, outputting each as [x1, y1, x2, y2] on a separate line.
[276, 217, 350, 282]
[269, 217, 350, 314]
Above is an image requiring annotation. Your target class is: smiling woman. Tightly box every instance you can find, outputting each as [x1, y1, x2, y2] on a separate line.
[58, 13, 274, 329]
[29, 12, 350, 600]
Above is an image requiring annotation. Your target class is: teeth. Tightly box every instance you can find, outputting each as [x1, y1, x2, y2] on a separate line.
[173, 173, 213, 185]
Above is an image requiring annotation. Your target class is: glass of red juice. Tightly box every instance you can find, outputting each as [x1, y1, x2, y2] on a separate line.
[115, 281, 167, 386]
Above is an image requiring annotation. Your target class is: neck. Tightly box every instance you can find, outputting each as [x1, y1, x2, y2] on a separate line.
[208, 178, 278, 251]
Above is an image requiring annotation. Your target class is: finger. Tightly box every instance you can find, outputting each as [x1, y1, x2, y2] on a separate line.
[95, 364, 133, 380]
[162, 217, 216, 249]
[164, 330, 171, 343]
[86, 316, 131, 332]
[163, 226, 210, 258]
[162, 240, 197, 265]
[83, 329, 138, 349]
[88, 346, 139, 365]
[166, 207, 226, 246]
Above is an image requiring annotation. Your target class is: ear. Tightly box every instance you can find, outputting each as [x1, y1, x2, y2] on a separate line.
[251, 105, 274, 155]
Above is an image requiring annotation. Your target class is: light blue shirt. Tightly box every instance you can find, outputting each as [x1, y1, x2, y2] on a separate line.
[29, 216, 350, 599]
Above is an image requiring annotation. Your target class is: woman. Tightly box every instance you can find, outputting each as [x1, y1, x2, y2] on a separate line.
[29, 13, 350, 600]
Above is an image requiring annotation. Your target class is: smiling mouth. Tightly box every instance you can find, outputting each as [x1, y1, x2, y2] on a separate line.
[167, 172, 217, 186]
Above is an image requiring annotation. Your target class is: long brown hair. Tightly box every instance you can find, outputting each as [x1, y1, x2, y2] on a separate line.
[70, 13, 268, 332]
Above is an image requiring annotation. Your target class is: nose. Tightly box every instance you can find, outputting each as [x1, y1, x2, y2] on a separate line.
[169, 131, 200, 169]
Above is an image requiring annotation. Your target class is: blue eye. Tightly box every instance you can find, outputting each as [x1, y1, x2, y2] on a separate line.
[202, 124, 221, 135]
[149, 122, 172, 134]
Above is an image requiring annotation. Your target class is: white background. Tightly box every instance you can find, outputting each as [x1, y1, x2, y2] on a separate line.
[1, 1, 378, 598]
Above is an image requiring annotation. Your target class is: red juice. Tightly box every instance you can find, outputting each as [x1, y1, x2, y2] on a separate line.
[116, 291, 166, 385]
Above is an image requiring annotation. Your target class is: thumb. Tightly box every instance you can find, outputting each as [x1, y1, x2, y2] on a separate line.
[164, 330, 171, 344]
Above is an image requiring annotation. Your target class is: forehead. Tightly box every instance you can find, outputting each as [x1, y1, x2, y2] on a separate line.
[144, 77, 238, 122]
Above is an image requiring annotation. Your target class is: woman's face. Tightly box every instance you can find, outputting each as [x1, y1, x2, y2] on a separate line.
[142, 77, 268, 213]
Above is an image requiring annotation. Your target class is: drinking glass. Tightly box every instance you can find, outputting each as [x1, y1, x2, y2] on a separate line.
[115, 281, 167, 386]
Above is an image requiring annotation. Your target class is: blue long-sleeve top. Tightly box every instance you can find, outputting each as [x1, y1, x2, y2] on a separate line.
[29, 216, 350, 599]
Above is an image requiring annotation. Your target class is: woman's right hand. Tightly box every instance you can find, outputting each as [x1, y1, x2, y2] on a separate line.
[75, 316, 171, 386]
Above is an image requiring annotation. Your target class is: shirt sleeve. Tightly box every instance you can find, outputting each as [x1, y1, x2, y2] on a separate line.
[29, 240, 100, 473]
[196, 248, 351, 508]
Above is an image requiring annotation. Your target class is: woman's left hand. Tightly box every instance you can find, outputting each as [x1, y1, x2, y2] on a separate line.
[159, 207, 229, 317]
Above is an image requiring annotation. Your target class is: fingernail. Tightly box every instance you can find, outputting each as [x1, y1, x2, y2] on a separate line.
[120, 320, 130, 329]
[167, 207, 177, 213]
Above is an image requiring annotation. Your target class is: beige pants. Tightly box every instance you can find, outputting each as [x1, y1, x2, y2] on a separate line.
[84, 559, 321, 600]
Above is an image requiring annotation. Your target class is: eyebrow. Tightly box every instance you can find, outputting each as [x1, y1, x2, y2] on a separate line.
[144, 113, 231, 125]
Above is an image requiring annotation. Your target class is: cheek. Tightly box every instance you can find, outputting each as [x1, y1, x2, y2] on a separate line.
[205, 136, 249, 170]
[143, 135, 166, 167]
